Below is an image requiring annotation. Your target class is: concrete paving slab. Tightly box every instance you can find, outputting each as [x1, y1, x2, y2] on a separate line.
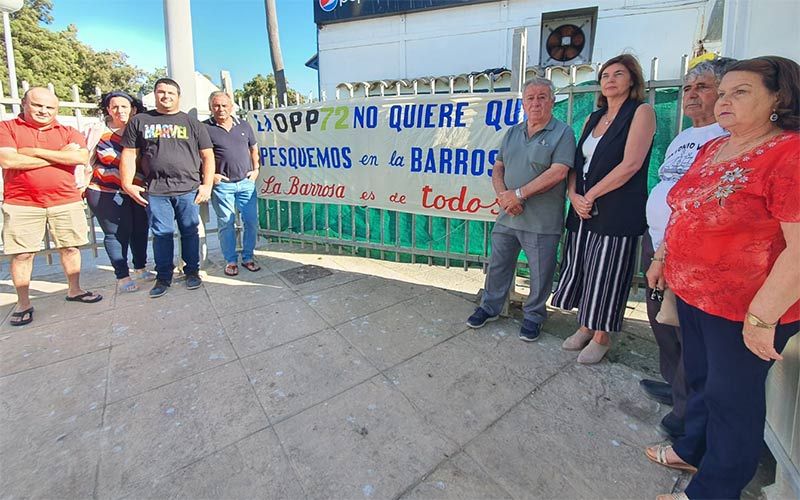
[461, 321, 576, 386]
[274, 376, 458, 500]
[0, 312, 111, 376]
[110, 292, 219, 338]
[241, 329, 378, 423]
[0, 350, 108, 499]
[120, 428, 305, 500]
[220, 296, 330, 358]
[278, 265, 365, 294]
[335, 300, 455, 371]
[400, 451, 514, 500]
[464, 369, 679, 499]
[385, 334, 536, 446]
[205, 273, 299, 316]
[0, 407, 103, 500]
[0, 349, 108, 428]
[302, 276, 423, 326]
[407, 288, 477, 337]
[97, 362, 268, 499]
[107, 304, 234, 403]
[528, 362, 667, 445]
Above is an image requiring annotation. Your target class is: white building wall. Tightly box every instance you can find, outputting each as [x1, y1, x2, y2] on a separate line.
[723, 0, 800, 62]
[318, 0, 710, 97]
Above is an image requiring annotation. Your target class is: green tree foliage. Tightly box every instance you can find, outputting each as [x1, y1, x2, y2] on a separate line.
[234, 73, 305, 109]
[139, 67, 168, 96]
[0, 0, 160, 102]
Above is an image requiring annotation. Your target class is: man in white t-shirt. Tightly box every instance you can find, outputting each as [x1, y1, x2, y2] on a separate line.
[640, 58, 735, 441]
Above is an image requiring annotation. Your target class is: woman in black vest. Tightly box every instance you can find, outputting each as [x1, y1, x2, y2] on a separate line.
[551, 54, 656, 364]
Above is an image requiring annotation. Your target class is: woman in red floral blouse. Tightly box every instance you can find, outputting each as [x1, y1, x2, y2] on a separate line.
[645, 56, 800, 500]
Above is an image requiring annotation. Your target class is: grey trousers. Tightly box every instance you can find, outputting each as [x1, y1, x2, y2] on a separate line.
[641, 231, 688, 420]
[480, 224, 560, 324]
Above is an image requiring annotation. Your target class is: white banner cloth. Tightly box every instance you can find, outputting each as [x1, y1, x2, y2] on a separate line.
[250, 92, 524, 221]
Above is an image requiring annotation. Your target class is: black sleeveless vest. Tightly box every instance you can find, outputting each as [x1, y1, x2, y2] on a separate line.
[565, 98, 652, 236]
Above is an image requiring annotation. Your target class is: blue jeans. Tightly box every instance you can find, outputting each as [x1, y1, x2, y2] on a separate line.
[86, 189, 149, 280]
[146, 192, 200, 282]
[211, 179, 259, 264]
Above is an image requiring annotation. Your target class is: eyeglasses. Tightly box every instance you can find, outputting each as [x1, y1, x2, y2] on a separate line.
[650, 288, 664, 303]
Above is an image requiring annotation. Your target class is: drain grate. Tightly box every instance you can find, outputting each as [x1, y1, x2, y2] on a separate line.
[279, 264, 333, 285]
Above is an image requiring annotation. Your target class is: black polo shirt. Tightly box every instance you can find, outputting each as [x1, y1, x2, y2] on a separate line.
[203, 117, 257, 182]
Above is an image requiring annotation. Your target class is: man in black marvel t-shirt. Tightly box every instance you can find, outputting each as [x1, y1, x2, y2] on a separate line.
[120, 78, 215, 298]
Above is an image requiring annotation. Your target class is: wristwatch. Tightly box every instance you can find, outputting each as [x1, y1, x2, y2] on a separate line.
[514, 188, 525, 202]
[746, 311, 777, 329]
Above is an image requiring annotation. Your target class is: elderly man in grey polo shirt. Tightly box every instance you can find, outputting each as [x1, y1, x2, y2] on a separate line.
[467, 78, 576, 341]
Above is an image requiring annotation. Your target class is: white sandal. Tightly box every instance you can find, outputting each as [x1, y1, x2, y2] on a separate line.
[656, 493, 689, 500]
[645, 443, 697, 473]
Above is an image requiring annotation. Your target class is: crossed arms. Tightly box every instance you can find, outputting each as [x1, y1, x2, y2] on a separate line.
[0, 143, 88, 170]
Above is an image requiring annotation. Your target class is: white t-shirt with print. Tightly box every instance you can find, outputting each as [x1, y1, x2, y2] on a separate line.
[646, 122, 727, 248]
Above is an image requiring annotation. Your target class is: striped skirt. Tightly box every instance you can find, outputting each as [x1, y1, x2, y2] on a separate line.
[551, 224, 639, 332]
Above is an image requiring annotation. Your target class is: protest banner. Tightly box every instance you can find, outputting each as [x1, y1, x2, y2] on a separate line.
[249, 92, 524, 221]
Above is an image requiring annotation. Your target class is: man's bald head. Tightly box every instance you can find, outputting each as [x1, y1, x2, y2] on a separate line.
[21, 87, 59, 127]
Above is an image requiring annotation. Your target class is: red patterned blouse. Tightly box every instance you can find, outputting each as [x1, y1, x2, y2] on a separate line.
[664, 132, 800, 324]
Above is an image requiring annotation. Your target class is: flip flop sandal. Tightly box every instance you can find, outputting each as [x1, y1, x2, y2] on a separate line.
[119, 280, 139, 293]
[10, 306, 34, 327]
[656, 493, 688, 500]
[645, 443, 697, 473]
[241, 261, 261, 272]
[224, 263, 239, 276]
[65, 291, 103, 303]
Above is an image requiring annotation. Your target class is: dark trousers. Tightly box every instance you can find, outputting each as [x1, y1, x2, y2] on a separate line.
[673, 297, 798, 500]
[641, 232, 688, 419]
[86, 189, 149, 280]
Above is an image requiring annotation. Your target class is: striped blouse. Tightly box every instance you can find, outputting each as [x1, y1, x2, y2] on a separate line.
[89, 126, 145, 192]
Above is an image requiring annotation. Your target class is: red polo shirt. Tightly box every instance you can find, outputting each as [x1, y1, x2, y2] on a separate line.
[0, 115, 86, 207]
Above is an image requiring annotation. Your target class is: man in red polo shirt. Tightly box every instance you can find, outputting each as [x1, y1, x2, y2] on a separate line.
[0, 87, 103, 327]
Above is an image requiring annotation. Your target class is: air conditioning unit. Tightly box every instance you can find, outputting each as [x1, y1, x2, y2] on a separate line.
[539, 10, 596, 67]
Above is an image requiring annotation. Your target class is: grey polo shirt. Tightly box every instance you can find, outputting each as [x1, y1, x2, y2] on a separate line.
[204, 117, 257, 182]
[495, 117, 576, 234]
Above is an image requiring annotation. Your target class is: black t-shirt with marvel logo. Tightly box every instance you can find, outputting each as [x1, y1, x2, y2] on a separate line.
[122, 110, 213, 196]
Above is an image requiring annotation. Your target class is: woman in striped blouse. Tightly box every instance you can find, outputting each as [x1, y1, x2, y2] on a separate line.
[84, 91, 154, 292]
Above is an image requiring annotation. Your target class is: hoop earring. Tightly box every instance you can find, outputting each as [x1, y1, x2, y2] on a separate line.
[770, 112, 779, 122]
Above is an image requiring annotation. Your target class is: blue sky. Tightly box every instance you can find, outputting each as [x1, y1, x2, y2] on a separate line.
[49, 0, 320, 96]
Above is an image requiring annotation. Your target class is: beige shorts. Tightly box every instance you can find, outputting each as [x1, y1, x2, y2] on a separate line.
[2, 201, 89, 255]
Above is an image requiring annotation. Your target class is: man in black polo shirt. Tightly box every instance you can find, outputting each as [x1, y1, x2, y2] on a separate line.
[204, 91, 261, 276]
[120, 78, 215, 298]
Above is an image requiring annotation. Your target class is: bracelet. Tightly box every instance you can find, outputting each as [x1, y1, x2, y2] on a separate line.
[514, 187, 525, 202]
[651, 257, 665, 262]
[746, 311, 778, 329]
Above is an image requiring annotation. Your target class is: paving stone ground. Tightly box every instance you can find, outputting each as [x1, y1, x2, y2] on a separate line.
[0, 240, 772, 499]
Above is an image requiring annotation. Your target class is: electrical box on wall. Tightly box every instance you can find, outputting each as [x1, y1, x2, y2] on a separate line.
[539, 7, 598, 67]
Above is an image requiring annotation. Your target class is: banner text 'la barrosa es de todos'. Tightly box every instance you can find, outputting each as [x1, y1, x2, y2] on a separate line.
[250, 92, 525, 221]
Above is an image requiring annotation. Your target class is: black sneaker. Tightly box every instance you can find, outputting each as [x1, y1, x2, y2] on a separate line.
[149, 279, 170, 298]
[639, 379, 673, 406]
[466, 307, 498, 328]
[185, 273, 202, 290]
[519, 319, 541, 342]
